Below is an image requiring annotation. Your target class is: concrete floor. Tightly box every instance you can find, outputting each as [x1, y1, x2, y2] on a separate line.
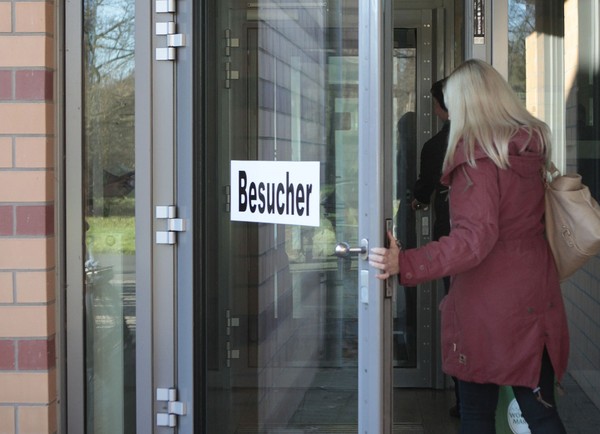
[234, 370, 600, 433]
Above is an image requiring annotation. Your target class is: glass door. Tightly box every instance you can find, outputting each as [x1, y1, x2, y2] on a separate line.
[203, 0, 378, 432]
[201, 1, 451, 432]
[390, 10, 441, 389]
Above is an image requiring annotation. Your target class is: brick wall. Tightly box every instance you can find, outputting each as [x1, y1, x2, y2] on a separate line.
[0, 1, 57, 434]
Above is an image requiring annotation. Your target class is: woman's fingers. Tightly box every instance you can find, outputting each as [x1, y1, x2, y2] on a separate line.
[369, 249, 389, 276]
[369, 257, 384, 269]
[369, 232, 400, 279]
[370, 247, 388, 256]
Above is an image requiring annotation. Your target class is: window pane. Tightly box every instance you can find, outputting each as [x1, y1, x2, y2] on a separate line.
[507, 0, 535, 103]
[508, 0, 600, 414]
[82, 0, 136, 432]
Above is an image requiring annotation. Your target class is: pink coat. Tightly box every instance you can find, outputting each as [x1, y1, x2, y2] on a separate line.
[397, 130, 569, 389]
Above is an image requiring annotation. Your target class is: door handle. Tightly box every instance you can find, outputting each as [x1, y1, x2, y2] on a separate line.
[334, 239, 369, 260]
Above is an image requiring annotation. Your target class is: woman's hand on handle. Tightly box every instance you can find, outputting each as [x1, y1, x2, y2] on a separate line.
[369, 231, 401, 280]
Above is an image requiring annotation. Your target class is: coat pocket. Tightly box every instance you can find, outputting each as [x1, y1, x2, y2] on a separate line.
[440, 295, 461, 366]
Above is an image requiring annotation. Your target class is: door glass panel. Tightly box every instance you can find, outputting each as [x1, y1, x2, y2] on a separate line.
[82, 0, 136, 433]
[389, 18, 439, 389]
[205, 1, 360, 432]
[392, 28, 418, 369]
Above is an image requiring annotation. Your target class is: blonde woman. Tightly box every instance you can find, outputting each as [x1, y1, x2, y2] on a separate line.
[370, 59, 569, 433]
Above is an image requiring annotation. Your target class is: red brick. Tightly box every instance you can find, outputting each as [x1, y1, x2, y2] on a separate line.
[0, 70, 11, 100]
[15, 70, 52, 101]
[0, 339, 16, 369]
[0, 205, 13, 235]
[18, 338, 55, 370]
[16, 205, 53, 235]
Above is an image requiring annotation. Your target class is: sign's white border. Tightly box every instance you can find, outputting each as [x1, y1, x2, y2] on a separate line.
[230, 160, 320, 227]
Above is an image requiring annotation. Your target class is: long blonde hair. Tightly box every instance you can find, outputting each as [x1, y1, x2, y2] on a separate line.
[442, 59, 551, 171]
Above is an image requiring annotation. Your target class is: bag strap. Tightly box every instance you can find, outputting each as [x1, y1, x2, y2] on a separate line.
[547, 161, 560, 177]
[543, 161, 561, 186]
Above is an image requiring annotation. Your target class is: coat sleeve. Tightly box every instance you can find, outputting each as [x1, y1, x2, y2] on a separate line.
[398, 159, 501, 285]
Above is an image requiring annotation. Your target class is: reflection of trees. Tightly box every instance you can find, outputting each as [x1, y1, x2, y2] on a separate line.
[84, 0, 134, 82]
[86, 75, 135, 181]
[84, 0, 135, 216]
[508, 0, 535, 100]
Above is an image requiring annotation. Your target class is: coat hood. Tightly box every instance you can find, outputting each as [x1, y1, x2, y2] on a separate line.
[441, 128, 545, 185]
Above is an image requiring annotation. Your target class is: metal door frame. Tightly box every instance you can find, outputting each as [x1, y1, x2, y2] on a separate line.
[358, 1, 390, 432]
[134, 1, 153, 432]
[64, 0, 85, 430]
[136, 0, 184, 433]
[358, 4, 454, 431]
[174, 0, 197, 431]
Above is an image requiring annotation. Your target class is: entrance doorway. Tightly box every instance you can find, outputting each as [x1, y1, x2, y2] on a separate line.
[202, 1, 456, 432]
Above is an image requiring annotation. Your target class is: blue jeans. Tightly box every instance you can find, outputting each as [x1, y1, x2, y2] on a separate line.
[457, 349, 566, 434]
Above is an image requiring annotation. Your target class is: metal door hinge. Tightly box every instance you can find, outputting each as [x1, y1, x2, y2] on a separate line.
[155, 21, 186, 61]
[156, 387, 186, 427]
[156, 0, 176, 13]
[224, 29, 240, 87]
[224, 29, 240, 56]
[226, 341, 240, 368]
[156, 205, 186, 245]
[155, 1, 185, 61]
[224, 185, 231, 212]
[226, 309, 239, 336]
[225, 62, 239, 89]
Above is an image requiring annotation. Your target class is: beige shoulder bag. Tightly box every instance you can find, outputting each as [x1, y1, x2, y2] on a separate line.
[545, 162, 600, 281]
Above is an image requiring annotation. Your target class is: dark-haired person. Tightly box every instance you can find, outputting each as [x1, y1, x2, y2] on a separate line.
[411, 78, 459, 417]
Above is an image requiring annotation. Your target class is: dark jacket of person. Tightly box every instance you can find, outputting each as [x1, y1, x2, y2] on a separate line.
[412, 122, 450, 240]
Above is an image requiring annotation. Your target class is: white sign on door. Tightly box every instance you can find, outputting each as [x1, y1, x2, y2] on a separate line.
[230, 160, 320, 227]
